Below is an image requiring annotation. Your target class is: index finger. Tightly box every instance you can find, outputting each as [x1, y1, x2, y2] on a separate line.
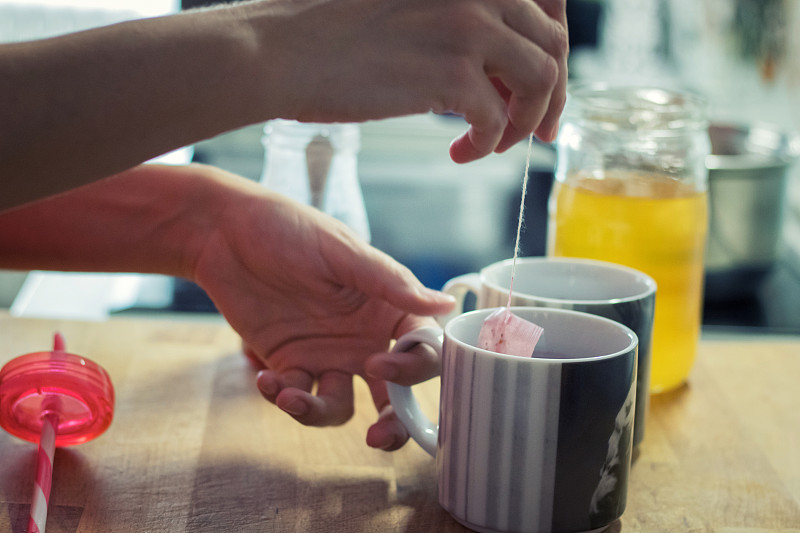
[493, 0, 568, 150]
[532, 0, 568, 142]
[335, 239, 456, 317]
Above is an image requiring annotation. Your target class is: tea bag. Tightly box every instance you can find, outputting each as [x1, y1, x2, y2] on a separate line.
[477, 133, 544, 357]
[478, 307, 543, 357]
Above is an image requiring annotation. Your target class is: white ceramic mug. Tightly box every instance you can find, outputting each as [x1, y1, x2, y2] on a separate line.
[388, 307, 638, 533]
[442, 257, 655, 447]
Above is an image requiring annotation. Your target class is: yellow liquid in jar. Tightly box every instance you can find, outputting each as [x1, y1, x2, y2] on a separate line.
[548, 172, 708, 393]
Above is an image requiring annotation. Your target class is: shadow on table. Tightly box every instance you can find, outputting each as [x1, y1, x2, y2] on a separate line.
[0, 446, 90, 533]
[185, 458, 460, 532]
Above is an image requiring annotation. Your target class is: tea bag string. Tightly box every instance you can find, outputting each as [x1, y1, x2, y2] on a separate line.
[507, 132, 535, 309]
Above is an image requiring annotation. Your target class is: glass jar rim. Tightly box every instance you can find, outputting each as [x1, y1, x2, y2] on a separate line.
[564, 83, 708, 134]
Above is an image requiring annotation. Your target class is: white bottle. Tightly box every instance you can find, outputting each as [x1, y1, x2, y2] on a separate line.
[261, 120, 370, 242]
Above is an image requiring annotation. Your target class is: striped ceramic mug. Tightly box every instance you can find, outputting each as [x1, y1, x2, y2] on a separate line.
[441, 257, 655, 448]
[387, 307, 638, 533]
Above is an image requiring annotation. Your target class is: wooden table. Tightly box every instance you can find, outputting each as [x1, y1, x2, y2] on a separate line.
[1, 313, 798, 532]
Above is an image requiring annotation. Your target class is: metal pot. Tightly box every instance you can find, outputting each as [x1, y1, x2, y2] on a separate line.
[704, 122, 800, 300]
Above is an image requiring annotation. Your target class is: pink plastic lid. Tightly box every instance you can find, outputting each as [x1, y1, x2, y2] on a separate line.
[0, 335, 114, 447]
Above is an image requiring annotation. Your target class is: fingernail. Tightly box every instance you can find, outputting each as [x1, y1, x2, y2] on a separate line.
[282, 399, 308, 417]
[256, 371, 278, 397]
[420, 286, 455, 304]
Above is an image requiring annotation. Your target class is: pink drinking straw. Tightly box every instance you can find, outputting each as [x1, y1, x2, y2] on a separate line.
[0, 332, 115, 533]
[28, 411, 57, 533]
[27, 334, 65, 533]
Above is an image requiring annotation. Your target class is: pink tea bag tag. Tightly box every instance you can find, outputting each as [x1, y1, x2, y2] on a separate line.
[478, 307, 544, 357]
[479, 134, 545, 358]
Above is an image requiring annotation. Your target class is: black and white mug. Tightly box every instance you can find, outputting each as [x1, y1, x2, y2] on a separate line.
[441, 257, 655, 447]
[388, 307, 638, 533]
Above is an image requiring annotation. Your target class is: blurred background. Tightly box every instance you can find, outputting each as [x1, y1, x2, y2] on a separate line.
[1, 0, 799, 333]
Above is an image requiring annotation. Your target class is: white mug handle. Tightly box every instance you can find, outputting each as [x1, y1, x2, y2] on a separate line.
[439, 272, 481, 325]
[386, 327, 444, 457]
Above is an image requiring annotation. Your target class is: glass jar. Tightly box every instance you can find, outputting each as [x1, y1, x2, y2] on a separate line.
[261, 120, 370, 241]
[547, 85, 710, 393]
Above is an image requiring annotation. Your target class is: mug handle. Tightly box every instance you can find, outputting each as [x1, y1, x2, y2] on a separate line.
[439, 272, 481, 325]
[386, 327, 444, 457]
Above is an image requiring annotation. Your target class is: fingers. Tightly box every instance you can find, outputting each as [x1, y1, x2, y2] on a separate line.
[256, 369, 355, 426]
[497, 0, 568, 148]
[365, 343, 440, 387]
[364, 374, 412, 451]
[449, 116, 508, 164]
[530, 0, 569, 143]
[449, 0, 568, 162]
[364, 343, 440, 451]
[449, 54, 555, 162]
[492, 49, 559, 153]
[257, 367, 313, 401]
[254, 338, 439, 443]
[255, 341, 437, 436]
[447, 73, 511, 163]
[366, 404, 409, 451]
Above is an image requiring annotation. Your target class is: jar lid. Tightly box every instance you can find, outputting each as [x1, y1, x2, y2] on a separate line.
[564, 84, 708, 135]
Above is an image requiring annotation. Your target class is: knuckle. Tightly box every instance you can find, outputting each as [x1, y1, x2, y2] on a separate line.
[489, 0, 515, 11]
[440, 56, 478, 89]
[442, 2, 486, 39]
[540, 54, 559, 91]
[551, 21, 569, 58]
[483, 109, 509, 136]
[536, 0, 567, 19]
[542, 56, 558, 90]
[550, 84, 567, 113]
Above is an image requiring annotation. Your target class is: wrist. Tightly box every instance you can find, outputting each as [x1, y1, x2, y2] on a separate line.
[144, 164, 235, 281]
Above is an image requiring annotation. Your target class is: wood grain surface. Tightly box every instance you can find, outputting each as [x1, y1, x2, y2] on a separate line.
[1, 313, 798, 532]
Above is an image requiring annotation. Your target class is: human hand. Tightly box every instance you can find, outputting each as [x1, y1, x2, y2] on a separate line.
[245, 324, 441, 451]
[0, 160, 449, 449]
[185, 166, 454, 433]
[0, 0, 565, 210]
[240, 0, 568, 163]
[248, 322, 443, 452]
[362, 341, 442, 451]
